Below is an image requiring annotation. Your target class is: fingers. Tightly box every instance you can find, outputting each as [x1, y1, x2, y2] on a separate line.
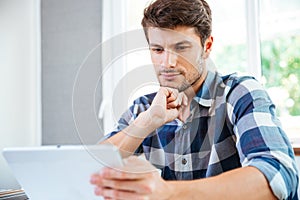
[91, 170, 153, 199]
[94, 186, 146, 200]
[102, 178, 154, 194]
[90, 156, 170, 200]
[151, 87, 170, 106]
[90, 156, 157, 185]
[91, 156, 159, 199]
[167, 91, 188, 109]
[148, 87, 188, 125]
[92, 172, 155, 199]
[101, 168, 151, 180]
[90, 173, 102, 185]
[153, 87, 187, 108]
[95, 158, 157, 181]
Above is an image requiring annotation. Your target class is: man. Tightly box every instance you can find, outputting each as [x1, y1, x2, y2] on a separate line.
[90, 0, 299, 199]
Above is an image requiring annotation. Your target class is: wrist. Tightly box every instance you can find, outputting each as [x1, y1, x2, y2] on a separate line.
[166, 181, 182, 200]
[134, 111, 161, 133]
[143, 106, 167, 127]
[123, 111, 159, 139]
[166, 180, 204, 200]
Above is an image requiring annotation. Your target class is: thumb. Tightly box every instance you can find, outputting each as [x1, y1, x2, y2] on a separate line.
[152, 87, 169, 107]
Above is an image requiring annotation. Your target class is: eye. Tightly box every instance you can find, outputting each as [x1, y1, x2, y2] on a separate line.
[175, 45, 189, 51]
[151, 47, 164, 54]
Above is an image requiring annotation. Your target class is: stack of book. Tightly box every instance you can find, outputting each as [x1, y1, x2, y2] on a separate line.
[0, 189, 28, 200]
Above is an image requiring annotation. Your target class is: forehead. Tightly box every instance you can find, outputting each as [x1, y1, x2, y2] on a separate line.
[147, 26, 201, 46]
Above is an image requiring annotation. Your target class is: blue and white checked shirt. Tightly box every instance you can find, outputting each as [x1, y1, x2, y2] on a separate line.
[106, 71, 299, 199]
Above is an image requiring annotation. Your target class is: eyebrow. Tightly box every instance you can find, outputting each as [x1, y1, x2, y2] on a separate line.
[149, 40, 193, 48]
[149, 43, 163, 48]
[174, 40, 193, 46]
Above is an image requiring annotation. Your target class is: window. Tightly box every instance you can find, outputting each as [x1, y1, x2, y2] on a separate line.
[207, 0, 248, 75]
[102, 0, 300, 141]
[192, 0, 300, 143]
[259, 0, 300, 143]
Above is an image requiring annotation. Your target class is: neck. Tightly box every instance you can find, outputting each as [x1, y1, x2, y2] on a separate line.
[178, 68, 207, 122]
[184, 67, 208, 102]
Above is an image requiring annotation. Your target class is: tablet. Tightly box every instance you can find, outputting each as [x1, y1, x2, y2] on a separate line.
[2, 144, 123, 200]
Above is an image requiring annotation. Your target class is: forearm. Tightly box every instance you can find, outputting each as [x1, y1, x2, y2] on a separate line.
[102, 111, 159, 158]
[168, 166, 276, 200]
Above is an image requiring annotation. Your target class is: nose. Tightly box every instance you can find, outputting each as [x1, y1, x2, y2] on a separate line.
[161, 49, 177, 68]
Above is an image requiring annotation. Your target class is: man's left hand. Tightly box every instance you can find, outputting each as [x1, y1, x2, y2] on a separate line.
[90, 156, 173, 200]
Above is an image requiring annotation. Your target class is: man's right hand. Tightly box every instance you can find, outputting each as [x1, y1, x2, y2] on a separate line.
[104, 87, 188, 156]
[144, 87, 188, 128]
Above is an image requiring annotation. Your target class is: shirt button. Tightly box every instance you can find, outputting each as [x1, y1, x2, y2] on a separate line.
[182, 158, 187, 165]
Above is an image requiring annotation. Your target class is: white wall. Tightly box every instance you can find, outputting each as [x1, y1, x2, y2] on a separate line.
[0, 0, 40, 189]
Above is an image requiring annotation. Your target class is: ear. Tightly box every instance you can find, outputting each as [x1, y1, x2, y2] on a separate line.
[202, 36, 213, 59]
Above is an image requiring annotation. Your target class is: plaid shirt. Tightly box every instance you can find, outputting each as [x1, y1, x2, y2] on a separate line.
[106, 71, 298, 199]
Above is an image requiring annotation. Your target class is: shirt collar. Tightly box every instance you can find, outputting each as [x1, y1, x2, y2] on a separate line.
[193, 70, 222, 108]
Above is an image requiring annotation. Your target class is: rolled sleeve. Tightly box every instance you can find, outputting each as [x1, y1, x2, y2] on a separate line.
[100, 108, 133, 141]
[99, 95, 153, 154]
[244, 150, 298, 199]
[228, 78, 299, 199]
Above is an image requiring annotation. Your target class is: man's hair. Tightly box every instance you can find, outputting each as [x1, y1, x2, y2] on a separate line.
[141, 0, 212, 47]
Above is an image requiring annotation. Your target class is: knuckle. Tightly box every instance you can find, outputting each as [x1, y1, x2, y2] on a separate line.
[141, 182, 155, 194]
[120, 172, 129, 180]
[110, 180, 117, 188]
[105, 189, 120, 198]
[113, 190, 121, 198]
[138, 196, 150, 200]
[159, 87, 168, 94]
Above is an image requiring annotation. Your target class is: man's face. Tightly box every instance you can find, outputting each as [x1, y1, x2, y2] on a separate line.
[148, 26, 207, 92]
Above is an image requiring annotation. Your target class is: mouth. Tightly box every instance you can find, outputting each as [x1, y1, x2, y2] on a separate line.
[160, 72, 181, 80]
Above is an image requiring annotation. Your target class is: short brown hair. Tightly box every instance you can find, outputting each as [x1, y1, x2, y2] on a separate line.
[141, 0, 212, 47]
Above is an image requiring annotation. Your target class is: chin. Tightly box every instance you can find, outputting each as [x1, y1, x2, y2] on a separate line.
[160, 84, 178, 90]
[159, 79, 177, 87]
[159, 76, 192, 90]
[160, 82, 188, 92]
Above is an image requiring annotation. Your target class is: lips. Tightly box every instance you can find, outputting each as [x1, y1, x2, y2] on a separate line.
[160, 72, 181, 80]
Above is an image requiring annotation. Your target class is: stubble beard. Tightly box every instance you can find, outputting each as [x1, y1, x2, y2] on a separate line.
[158, 56, 204, 92]
[177, 58, 204, 92]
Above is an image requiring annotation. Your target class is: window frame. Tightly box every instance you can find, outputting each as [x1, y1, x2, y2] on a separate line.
[100, 0, 300, 143]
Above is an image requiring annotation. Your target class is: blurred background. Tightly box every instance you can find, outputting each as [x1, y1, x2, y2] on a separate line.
[0, 0, 299, 191]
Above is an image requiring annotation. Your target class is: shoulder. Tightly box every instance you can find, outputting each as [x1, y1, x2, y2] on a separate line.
[223, 74, 257, 93]
[222, 74, 269, 102]
[223, 74, 274, 122]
